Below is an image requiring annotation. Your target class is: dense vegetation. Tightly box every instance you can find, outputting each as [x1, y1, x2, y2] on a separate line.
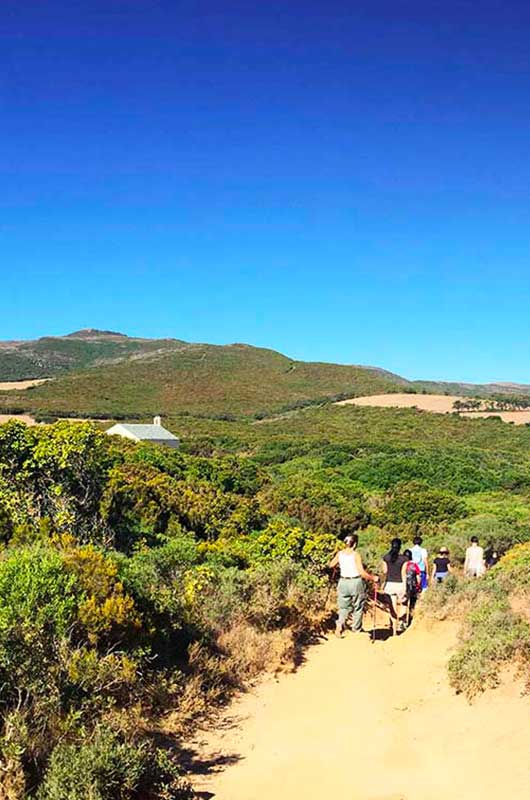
[2, 401, 530, 796]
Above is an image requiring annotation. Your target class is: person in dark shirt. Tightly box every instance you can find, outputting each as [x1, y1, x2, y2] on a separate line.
[485, 548, 499, 569]
[381, 538, 408, 634]
[431, 547, 452, 583]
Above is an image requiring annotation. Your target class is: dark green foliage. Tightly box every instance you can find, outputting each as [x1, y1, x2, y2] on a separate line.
[376, 481, 467, 525]
[260, 474, 368, 535]
[36, 728, 193, 800]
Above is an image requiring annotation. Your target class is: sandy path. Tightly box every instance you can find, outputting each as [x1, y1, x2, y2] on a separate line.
[337, 393, 530, 425]
[189, 620, 530, 800]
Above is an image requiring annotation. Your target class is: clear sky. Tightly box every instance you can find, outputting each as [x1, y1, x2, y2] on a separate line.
[3, 1, 530, 382]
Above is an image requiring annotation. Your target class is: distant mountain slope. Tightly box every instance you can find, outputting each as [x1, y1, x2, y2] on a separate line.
[1, 329, 530, 421]
[413, 379, 530, 397]
[0, 329, 183, 380]
[0, 338, 401, 418]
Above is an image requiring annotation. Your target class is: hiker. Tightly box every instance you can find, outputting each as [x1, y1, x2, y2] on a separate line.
[485, 547, 499, 569]
[403, 548, 421, 626]
[464, 536, 485, 578]
[431, 547, 452, 583]
[381, 538, 408, 635]
[410, 535, 429, 590]
[328, 534, 379, 638]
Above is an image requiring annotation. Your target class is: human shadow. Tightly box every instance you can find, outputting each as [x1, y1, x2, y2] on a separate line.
[369, 626, 394, 642]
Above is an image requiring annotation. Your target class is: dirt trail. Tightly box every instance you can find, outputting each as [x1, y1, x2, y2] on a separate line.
[189, 619, 530, 800]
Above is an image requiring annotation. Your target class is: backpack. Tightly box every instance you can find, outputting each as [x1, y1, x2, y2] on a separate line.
[411, 544, 425, 572]
[406, 563, 419, 601]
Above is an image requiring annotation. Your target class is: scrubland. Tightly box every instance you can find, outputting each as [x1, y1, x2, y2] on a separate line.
[1, 404, 530, 797]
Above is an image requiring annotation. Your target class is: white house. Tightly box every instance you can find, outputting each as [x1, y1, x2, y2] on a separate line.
[106, 416, 180, 448]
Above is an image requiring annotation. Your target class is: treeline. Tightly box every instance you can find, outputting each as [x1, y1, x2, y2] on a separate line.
[453, 394, 530, 413]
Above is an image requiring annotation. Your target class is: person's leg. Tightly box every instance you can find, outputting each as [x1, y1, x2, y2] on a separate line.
[336, 579, 352, 636]
[350, 578, 365, 632]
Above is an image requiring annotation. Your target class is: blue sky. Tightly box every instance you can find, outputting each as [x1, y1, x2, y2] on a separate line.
[3, 1, 530, 382]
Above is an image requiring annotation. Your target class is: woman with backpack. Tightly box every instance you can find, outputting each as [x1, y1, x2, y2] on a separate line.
[403, 548, 421, 624]
[381, 538, 408, 635]
[410, 535, 429, 590]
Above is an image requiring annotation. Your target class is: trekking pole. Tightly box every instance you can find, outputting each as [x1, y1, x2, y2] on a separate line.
[324, 566, 337, 608]
[371, 580, 377, 644]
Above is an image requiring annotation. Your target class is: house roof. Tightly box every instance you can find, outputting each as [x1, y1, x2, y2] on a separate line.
[111, 423, 179, 441]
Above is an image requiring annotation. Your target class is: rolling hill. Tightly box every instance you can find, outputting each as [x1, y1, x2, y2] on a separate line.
[1, 329, 530, 421]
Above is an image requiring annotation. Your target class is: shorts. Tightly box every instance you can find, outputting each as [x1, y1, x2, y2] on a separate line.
[384, 581, 406, 601]
[465, 567, 485, 578]
[435, 572, 449, 583]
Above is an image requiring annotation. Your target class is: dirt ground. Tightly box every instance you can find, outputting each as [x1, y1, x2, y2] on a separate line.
[0, 379, 48, 390]
[337, 393, 530, 425]
[187, 615, 530, 800]
[0, 414, 37, 425]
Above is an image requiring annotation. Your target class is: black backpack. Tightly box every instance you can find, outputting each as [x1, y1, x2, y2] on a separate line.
[406, 563, 419, 601]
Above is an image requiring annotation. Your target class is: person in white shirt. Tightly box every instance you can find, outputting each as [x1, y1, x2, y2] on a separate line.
[464, 536, 485, 578]
[328, 534, 378, 637]
[410, 535, 429, 590]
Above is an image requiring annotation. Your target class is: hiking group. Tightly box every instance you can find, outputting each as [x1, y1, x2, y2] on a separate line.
[329, 534, 488, 638]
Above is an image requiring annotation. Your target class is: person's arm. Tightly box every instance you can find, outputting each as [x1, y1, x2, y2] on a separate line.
[447, 560, 453, 573]
[424, 551, 430, 585]
[381, 559, 388, 586]
[354, 551, 378, 583]
[464, 548, 469, 572]
[431, 560, 437, 581]
[401, 561, 408, 583]
[329, 551, 340, 569]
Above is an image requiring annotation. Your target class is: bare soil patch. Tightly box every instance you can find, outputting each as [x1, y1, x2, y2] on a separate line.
[0, 414, 37, 425]
[337, 393, 530, 425]
[0, 379, 49, 390]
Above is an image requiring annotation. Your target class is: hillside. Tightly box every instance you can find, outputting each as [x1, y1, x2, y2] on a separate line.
[2, 329, 530, 421]
[0, 329, 183, 380]
[0, 333, 403, 419]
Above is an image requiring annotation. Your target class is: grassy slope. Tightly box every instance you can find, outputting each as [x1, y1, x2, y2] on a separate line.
[0, 344, 401, 418]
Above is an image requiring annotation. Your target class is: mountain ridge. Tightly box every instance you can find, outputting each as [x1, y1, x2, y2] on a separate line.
[1, 330, 530, 421]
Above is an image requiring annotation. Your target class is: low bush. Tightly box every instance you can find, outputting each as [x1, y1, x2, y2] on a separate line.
[36, 728, 193, 800]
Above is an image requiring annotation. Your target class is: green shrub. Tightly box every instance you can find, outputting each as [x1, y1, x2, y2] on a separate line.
[260, 474, 368, 536]
[448, 596, 530, 697]
[376, 481, 467, 525]
[254, 518, 340, 568]
[37, 728, 193, 800]
[0, 547, 79, 683]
